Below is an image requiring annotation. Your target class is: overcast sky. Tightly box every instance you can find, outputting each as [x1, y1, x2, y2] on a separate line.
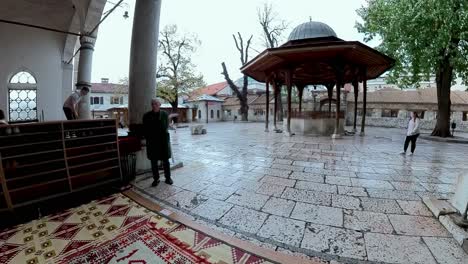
[92, 0, 375, 85]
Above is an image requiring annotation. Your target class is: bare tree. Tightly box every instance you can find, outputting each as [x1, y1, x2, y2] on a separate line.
[258, 2, 289, 121]
[258, 2, 289, 49]
[221, 33, 253, 121]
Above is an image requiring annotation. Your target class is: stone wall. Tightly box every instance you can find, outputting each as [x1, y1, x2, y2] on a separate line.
[346, 104, 468, 132]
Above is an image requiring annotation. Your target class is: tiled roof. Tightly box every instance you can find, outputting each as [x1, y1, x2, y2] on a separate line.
[191, 82, 227, 97]
[347, 87, 468, 105]
[250, 94, 275, 105]
[91, 83, 128, 93]
[190, 94, 224, 102]
[222, 94, 266, 106]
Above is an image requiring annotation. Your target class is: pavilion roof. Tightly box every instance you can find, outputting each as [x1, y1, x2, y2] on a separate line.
[240, 38, 395, 85]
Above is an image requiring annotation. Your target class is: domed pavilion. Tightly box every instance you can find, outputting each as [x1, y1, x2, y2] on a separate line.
[241, 21, 395, 137]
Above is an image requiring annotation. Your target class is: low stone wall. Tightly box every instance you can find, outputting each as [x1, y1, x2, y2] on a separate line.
[346, 116, 468, 132]
[291, 118, 344, 136]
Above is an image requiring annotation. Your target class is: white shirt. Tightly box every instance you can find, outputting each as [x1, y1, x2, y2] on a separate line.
[407, 118, 420, 136]
[63, 91, 81, 109]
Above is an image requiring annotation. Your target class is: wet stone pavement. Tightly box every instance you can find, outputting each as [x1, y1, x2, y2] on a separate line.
[134, 123, 468, 264]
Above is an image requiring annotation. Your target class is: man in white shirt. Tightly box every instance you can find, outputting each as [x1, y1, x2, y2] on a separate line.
[63, 87, 89, 120]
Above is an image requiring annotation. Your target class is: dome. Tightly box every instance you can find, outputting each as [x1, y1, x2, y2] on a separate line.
[288, 21, 337, 41]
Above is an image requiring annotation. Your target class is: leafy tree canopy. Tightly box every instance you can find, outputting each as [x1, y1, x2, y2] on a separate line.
[156, 25, 205, 107]
[356, 0, 468, 87]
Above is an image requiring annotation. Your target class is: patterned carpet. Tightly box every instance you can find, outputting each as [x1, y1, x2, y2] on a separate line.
[0, 192, 278, 264]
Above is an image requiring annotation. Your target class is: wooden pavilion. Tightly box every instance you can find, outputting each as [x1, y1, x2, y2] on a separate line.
[241, 21, 395, 137]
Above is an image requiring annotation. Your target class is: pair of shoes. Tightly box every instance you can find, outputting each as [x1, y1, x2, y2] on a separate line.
[399, 152, 406, 155]
[151, 180, 160, 187]
[165, 178, 174, 185]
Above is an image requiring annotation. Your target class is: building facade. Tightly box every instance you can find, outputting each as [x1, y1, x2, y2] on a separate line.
[346, 88, 468, 132]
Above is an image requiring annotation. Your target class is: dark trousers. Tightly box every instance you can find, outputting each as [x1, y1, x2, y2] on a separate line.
[151, 159, 171, 181]
[404, 134, 420, 153]
[63, 107, 76, 120]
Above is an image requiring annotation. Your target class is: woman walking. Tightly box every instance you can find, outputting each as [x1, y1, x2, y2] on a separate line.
[401, 111, 421, 155]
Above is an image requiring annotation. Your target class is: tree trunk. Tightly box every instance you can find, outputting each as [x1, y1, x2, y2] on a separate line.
[170, 94, 178, 114]
[431, 56, 453, 138]
[240, 99, 249, 121]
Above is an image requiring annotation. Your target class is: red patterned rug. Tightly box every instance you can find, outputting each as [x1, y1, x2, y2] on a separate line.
[0, 192, 289, 264]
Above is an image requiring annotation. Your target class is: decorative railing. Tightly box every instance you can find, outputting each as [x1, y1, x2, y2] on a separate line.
[290, 111, 345, 119]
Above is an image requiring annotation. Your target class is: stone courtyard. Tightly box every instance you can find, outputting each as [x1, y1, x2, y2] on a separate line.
[133, 122, 468, 264]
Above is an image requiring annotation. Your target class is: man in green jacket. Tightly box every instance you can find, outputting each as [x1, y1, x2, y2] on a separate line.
[143, 99, 173, 187]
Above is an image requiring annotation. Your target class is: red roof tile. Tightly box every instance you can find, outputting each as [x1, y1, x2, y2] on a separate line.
[191, 82, 227, 96]
[91, 83, 128, 93]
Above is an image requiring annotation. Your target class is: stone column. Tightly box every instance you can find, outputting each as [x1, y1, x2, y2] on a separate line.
[62, 62, 74, 120]
[76, 36, 95, 119]
[129, 0, 163, 174]
[128, 0, 162, 127]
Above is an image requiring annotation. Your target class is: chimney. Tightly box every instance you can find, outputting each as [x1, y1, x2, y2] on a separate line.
[101, 78, 109, 84]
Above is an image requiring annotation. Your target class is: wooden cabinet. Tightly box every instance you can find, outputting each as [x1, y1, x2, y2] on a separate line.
[0, 120, 122, 211]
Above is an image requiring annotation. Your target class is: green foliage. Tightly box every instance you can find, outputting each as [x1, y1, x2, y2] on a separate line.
[356, 0, 468, 87]
[157, 25, 206, 105]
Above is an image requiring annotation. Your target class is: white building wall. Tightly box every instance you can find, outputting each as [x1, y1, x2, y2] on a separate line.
[0, 23, 71, 121]
[186, 102, 223, 123]
[89, 92, 129, 111]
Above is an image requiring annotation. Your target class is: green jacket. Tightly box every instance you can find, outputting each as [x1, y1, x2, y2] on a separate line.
[142, 110, 171, 160]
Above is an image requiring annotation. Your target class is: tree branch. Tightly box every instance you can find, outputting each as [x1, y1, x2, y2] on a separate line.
[221, 62, 243, 99]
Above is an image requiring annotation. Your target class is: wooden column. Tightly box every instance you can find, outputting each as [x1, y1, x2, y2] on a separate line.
[265, 77, 270, 132]
[352, 80, 359, 132]
[297, 84, 305, 114]
[333, 82, 342, 137]
[332, 65, 344, 139]
[286, 70, 293, 135]
[273, 80, 278, 130]
[326, 83, 334, 114]
[361, 68, 368, 136]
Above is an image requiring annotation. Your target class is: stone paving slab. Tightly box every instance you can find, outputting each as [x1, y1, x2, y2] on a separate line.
[325, 176, 352, 186]
[344, 210, 394, 234]
[226, 189, 270, 210]
[397, 200, 433, 216]
[145, 123, 468, 263]
[190, 198, 233, 221]
[261, 197, 296, 217]
[360, 197, 404, 214]
[282, 188, 332, 206]
[291, 202, 343, 227]
[301, 223, 366, 260]
[388, 214, 451, 237]
[257, 215, 306, 247]
[295, 181, 338, 194]
[261, 175, 296, 187]
[423, 237, 468, 264]
[219, 206, 268, 234]
[337, 186, 368, 197]
[365, 233, 437, 264]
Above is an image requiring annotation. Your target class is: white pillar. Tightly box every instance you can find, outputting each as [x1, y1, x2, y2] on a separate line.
[128, 0, 162, 126]
[62, 62, 74, 120]
[76, 36, 95, 119]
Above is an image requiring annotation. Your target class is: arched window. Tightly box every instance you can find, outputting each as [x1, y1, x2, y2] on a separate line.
[198, 110, 201, 119]
[217, 110, 220, 119]
[210, 109, 214, 119]
[8, 71, 38, 123]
